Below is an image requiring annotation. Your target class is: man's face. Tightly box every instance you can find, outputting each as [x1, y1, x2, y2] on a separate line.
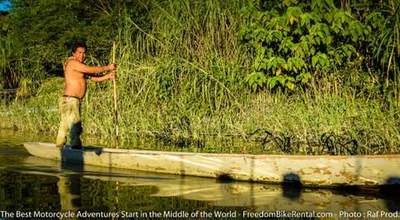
[73, 47, 86, 63]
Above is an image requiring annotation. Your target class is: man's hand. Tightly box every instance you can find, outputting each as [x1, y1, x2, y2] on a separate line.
[108, 70, 117, 80]
[107, 63, 117, 71]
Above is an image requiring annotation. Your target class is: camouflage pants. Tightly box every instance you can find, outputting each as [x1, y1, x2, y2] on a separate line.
[56, 96, 82, 148]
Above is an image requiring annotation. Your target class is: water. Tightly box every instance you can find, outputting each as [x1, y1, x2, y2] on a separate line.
[0, 131, 399, 219]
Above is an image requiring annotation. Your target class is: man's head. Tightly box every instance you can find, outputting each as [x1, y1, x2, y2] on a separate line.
[71, 41, 87, 63]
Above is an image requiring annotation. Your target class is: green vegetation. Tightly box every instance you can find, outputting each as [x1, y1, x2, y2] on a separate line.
[1, 0, 399, 155]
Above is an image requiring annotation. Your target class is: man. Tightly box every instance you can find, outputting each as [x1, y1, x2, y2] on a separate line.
[56, 41, 116, 149]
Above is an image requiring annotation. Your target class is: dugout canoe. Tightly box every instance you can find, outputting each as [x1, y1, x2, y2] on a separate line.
[19, 157, 391, 212]
[23, 142, 400, 187]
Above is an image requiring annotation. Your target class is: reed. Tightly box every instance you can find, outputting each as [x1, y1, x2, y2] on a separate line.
[1, 0, 399, 155]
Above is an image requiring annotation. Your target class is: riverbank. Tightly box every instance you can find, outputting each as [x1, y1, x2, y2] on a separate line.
[1, 1, 399, 155]
[1, 72, 399, 155]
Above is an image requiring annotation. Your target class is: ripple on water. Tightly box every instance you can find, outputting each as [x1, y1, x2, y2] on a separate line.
[0, 131, 399, 214]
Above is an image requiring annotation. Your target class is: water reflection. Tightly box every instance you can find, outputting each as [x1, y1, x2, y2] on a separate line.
[59, 146, 84, 212]
[0, 134, 399, 215]
[7, 156, 397, 213]
[57, 175, 81, 212]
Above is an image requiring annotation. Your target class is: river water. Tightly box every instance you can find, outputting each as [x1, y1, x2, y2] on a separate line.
[0, 131, 399, 219]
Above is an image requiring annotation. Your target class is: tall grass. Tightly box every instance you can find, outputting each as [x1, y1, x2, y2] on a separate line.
[1, 0, 399, 155]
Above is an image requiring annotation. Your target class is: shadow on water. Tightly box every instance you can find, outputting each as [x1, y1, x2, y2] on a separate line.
[279, 174, 400, 212]
[381, 177, 400, 212]
[281, 173, 302, 201]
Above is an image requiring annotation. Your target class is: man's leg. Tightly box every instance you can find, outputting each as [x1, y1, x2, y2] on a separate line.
[56, 98, 68, 148]
[69, 99, 82, 149]
[70, 121, 82, 148]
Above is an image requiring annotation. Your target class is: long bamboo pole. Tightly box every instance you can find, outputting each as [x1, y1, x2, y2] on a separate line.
[112, 41, 119, 148]
[112, 43, 120, 219]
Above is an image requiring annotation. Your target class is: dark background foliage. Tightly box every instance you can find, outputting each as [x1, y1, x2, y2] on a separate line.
[0, 0, 149, 89]
[0, 0, 399, 96]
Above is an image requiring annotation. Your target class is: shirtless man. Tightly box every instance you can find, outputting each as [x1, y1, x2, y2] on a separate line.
[56, 41, 116, 149]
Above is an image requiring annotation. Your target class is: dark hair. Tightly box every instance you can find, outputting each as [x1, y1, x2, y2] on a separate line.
[71, 41, 87, 54]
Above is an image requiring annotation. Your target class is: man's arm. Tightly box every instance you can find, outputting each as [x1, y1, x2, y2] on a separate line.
[70, 60, 116, 75]
[90, 71, 116, 82]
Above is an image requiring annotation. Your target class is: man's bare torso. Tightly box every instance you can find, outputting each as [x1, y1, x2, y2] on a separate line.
[63, 57, 86, 99]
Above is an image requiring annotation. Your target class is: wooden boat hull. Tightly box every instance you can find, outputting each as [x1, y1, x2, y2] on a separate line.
[23, 142, 400, 187]
[19, 157, 392, 211]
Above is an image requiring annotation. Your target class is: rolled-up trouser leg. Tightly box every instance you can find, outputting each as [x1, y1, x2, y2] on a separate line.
[70, 121, 82, 147]
[56, 97, 82, 148]
[56, 98, 68, 148]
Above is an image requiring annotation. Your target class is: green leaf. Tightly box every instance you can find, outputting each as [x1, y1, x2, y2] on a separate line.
[283, 0, 298, 7]
[246, 72, 267, 91]
[267, 77, 278, 89]
[286, 81, 295, 90]
[312, 56, 318, 67]
[296, 72, 312, 84]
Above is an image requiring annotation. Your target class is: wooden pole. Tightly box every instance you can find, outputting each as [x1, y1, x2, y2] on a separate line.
[111, 43, 120, 220]
[112, 41, 119, 148]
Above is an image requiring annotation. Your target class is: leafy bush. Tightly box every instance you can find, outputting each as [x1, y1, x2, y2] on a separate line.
[241, 0, 371, 91]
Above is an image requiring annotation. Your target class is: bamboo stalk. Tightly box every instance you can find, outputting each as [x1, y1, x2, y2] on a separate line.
[111, 43, 120, 219]
[112, 41, 119, 148]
